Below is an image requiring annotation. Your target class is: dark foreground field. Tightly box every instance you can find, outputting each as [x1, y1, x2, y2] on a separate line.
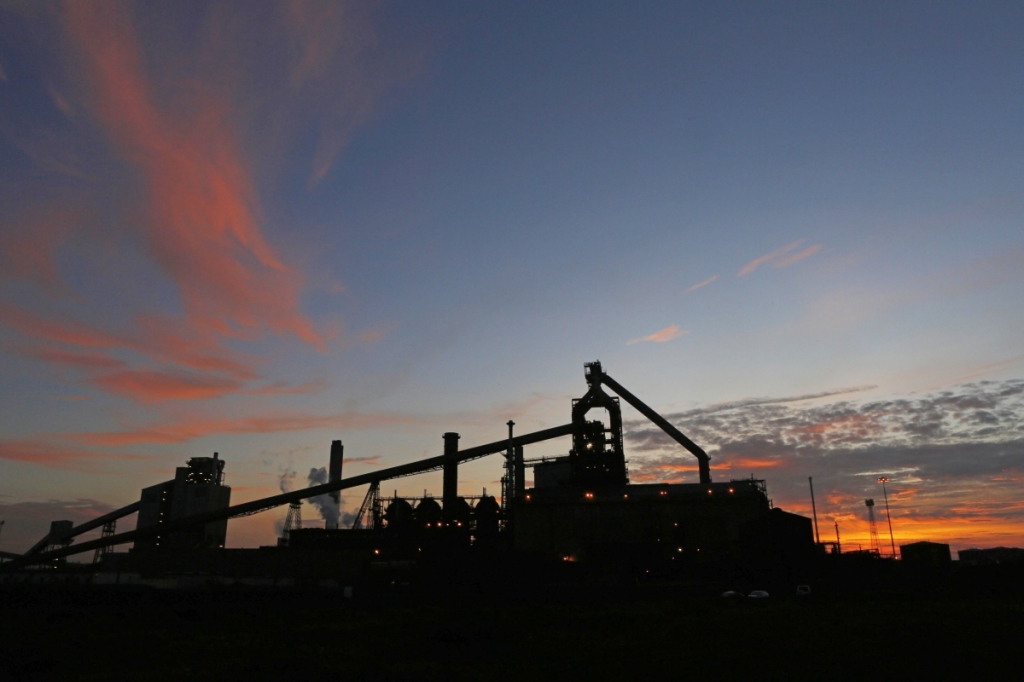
[2, 584, 1022, 681]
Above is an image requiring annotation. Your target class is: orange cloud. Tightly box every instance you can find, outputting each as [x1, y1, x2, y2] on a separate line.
[0, 303, 121, 349]
[65, 2, 323, 348]
[737, 240, 802, 276]
[11, 345, 125, 371]
[89, 369, 243, 402]
[713, 457, 781, 470]
[774, 244, 821, 268]
[0, 438, 142, 468]
[686, 274, 719, 293]
[0, 305, 259, 379]
[627, 325, 688, 345]
[71, 411, 424, 446]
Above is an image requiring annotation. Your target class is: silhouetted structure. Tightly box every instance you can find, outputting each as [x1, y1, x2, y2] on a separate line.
[5, 362, 815, 583]
[135, 454, 231, 550]
[958, 547, 1024, 566]
[865, 499, 881, 554]
[900, 541, 951, 571]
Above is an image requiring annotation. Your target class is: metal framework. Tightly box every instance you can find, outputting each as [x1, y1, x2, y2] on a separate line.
[92, 520, 117, 564]
[351, 482, 380, 530]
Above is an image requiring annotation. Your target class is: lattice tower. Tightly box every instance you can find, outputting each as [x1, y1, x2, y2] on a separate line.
[282, 501, 302, 539]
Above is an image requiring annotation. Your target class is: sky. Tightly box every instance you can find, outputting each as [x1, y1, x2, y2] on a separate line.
[1, 1, 1022, 557]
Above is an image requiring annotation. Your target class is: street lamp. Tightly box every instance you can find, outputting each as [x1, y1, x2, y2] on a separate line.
[878, 477, 896, 558]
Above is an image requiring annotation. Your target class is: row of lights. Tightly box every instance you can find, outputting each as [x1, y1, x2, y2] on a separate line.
[532, 487, 740, 503]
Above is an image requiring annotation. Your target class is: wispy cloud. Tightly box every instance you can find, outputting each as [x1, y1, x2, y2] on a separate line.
[623, 379, 1024, 550]
[774, 244, 821, 268]
[0, 208, 78, 293]
[0, 304, 260, 381]
[627, 325, 688, 345]
[10, 345, 126, 371]
[89, 369, 244, 403]
[0, 439, 143, 467]
[67, 2, 323, 349]
[70, 410, 425, 447]
[685, 274, 719, 293]
[0, 3, 416, 410]
[284, 1, 424, 184]
[738, 240, 819, 276]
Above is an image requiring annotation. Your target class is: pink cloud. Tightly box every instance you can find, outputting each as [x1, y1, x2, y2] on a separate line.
[627, 325, 688, 345]
[737, 240, 803, 276]
[65, 2, 323, 348]
[0, 438, 142, 468]
[685, 274, 719, 293]
[0, 305, 259, 379]
[71, 411, 424, 446]
[12, 345, 126, 371]
[89, 369, 244, 402]
[774, 244, 821, 268]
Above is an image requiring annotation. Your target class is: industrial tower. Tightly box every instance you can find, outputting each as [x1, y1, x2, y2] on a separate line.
[865, 499, 881, 553]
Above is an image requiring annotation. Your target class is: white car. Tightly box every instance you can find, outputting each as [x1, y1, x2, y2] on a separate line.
[748, 590, 770, 599]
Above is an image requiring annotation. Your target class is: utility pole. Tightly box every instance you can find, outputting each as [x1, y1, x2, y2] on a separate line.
[834, 520, 841, 554]
[878, 477, 897, 558]
[808, 477, 820, 544]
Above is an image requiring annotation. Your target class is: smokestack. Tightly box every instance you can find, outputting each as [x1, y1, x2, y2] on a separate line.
[443, 432, 460, 516]
[327, 440, 343, 529]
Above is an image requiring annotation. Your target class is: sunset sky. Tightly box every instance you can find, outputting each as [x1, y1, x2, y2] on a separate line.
[1, 1, 1022, 556]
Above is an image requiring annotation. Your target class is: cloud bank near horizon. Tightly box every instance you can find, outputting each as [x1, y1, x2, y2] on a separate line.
[624, 379, 1024, 549]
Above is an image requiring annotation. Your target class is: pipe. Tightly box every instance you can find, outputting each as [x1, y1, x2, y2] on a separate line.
[598, 372, 712, 485]
[4, 422, 575, 568]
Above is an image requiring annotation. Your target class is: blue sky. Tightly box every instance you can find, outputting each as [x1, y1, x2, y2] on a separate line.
[1, 1, 1022, 553]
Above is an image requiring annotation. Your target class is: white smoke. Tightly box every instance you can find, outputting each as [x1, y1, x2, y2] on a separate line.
[279, 466, 296, 493]
[273, 466, 299, 535]
[306, 467, 340, 528]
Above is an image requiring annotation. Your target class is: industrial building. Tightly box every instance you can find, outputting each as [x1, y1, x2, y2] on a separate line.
[135, 454, 231, 550]
[1, 362, 815, 586]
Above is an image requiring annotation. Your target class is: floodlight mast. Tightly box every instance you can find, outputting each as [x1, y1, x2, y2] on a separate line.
[878, 477, 897, 558]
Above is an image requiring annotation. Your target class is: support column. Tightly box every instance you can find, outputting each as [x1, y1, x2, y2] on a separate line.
[443, 432, 460, 516]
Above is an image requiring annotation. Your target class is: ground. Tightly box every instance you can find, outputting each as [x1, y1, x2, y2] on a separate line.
[1, 582, 1021, 681]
